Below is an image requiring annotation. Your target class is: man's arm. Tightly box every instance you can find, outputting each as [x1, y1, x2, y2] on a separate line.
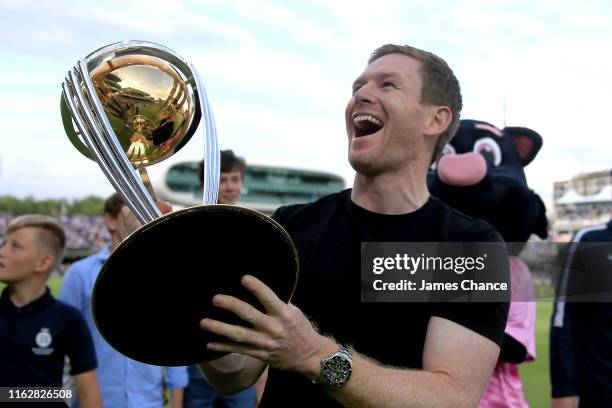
[550, 237, 584, 406]
[169, 387, 184, 408]
[346, 317, 498, 407]
[312, 317, 498, 407]
[551, 397, 579, 408]
[201, 275, 500, 407]
[199, 353, 267, 395]
[74, 370, 102, 408]
[254, 367, 269, 406]
[65, 307, 99, 406]
[164, 366, 188, 407]
[550, 305, 578, 406]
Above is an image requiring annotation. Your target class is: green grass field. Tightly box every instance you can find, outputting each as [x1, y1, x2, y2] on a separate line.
[3, 276, 555, 406]
[0, 274, 63, 296]
[520, 301, 553, 407]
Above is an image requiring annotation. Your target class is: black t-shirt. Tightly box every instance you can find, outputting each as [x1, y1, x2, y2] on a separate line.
[261, 189, 509, 407]
[0, 287, 97, 388]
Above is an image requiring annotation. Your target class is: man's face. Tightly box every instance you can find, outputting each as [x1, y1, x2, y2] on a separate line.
[0, 227, 46, 283]
[218, 169, 243, 205]
[346, 53, 431, 175]
[103, 211, 124, 237]
[104, 206, 142, 246]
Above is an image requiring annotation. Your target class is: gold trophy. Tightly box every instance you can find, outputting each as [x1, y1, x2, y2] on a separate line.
[61, 40, 219, 221]
[61, 41, 298, 366]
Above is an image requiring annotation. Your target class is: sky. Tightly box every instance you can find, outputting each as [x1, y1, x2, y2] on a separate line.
[0, 0, 610, 210]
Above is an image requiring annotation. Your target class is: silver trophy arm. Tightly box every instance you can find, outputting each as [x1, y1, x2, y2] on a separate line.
[191, 63, 220, 205]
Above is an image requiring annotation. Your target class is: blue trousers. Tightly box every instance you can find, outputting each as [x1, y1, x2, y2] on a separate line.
[184, 366, 256, 408]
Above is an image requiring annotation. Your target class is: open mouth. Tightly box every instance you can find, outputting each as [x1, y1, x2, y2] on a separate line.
[353, 114, 384, 138]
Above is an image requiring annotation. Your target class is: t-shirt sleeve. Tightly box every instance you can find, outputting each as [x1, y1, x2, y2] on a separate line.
[59, 265, 84, 311]
[165, 366, 188, 390]
[64, 307, 97, 375]
[433, 224, 510, 347]
[432, 301, 508, 347]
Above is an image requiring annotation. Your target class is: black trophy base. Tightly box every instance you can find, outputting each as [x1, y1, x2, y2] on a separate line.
[92, 205, 298, 366]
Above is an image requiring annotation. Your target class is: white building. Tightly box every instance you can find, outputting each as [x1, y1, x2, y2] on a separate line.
[553, 169, 612, 241]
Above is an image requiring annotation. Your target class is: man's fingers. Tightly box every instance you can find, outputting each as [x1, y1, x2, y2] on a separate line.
[156, 200, 173, 215]
[241, 275, 286, 315]
[206, 341, 268, 361]
[211, 294, 268, 327]
[200, 318, 274, 350]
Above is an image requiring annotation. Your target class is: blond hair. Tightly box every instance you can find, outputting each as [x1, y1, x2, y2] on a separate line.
[7, 214, 66, 272]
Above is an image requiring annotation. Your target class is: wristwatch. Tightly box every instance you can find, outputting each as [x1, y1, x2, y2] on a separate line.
[318, 344, 353, 387]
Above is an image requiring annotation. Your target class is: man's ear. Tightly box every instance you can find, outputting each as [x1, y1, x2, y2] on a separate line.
[424, 106, 453, 137]
[504, 127, 543, 166]
[103, 213, 118, 233]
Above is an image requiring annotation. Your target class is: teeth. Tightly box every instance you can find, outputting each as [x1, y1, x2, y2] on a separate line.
[353, 114, 383, 127]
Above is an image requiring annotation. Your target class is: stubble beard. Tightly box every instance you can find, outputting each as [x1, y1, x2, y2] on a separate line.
[349, 139, 416, 178]
[349, 146, 398, 178]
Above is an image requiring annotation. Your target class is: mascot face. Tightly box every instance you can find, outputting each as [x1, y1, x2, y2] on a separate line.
[428, 119, 548, 243]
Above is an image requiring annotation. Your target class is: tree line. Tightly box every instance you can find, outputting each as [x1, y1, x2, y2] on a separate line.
[0, 195, 105, 216]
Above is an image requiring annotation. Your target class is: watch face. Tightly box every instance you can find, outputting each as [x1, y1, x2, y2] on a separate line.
[322, 354, 352, 386]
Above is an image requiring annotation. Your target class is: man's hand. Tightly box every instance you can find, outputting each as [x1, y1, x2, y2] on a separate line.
[117, 200, 173, 240]
[200, 276, 501, 407]
[551, 397, 579, 408]
[199, 354, 267, 396]
[156, 200, 173, 214]
[200, 275, 335, 378]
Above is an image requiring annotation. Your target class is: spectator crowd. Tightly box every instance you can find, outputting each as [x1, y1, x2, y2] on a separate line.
[1, 213, 109, 251]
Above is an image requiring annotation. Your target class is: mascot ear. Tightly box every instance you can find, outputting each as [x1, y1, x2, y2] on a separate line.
[504, 127, 543, 166]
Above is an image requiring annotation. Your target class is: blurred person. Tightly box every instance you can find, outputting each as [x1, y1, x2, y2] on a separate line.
[185, 150, 262, 407]
[198, 149, 246, 206]
[60, 193, 188, 408]
[197, 44, 510, 407]
[0, 214, 101, 408]
[550, 217, 612, 408]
